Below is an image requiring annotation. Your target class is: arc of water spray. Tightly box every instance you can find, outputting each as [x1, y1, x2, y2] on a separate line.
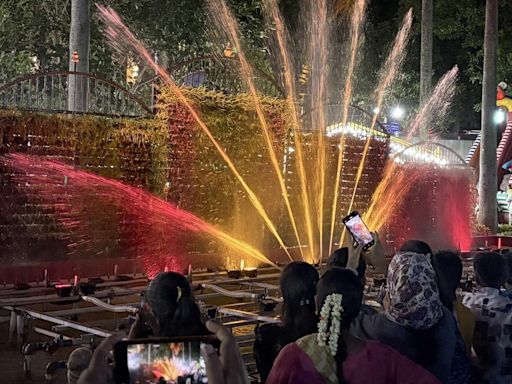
[96, 5, 292, 259]
[341, 8, 413, 245]
[405, 66, 459, 140]
[262, 0, 316, 263]
[364, 66, 459, 230]
[310, 0, 329, 263]
[208, 0, 302, 261]
[2, 154, 281, 269]
[327, 0, 367, 256]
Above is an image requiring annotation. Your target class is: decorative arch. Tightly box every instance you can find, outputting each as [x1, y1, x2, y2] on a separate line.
[394, 141, 468, 167]
[300, 102, 389, 134]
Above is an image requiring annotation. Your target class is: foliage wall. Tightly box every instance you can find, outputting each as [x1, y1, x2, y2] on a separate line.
[0, 111, 168, 269]
[157, 87, 390, 258]
[0, 86, 393, 278]
[158, 87, 289, 255]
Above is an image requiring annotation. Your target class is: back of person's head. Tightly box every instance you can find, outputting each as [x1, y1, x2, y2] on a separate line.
[432, 250, 463, 310]
[386, 252, 443, 330]
[327, 247, 367, 283]
[280, 261, 319, 341]
[474, 252, 506, 289]
[316, 267, 363, 384]
[67, 347, 92, 384]
[399, 240, 433, 256]
[503, 251, 512, 286]
[147, 272, 207, 337]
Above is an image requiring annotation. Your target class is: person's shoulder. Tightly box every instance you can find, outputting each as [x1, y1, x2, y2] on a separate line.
[364, 339, 403, 355]
[363, 341, 442, 383]
[363, 340, 427, 364]
[462, 291, 486, 309]
[272, 342, 304, 366]
[267, 342, 323, 384]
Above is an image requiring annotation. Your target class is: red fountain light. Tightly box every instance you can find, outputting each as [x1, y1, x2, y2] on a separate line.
[2, 154, 276, 278]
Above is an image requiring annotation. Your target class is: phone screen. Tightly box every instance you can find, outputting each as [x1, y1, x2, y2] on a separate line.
[126, 341, 207, 384]
[344, 213, 374, 248]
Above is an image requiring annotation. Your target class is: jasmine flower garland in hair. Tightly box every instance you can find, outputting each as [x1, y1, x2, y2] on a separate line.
[317, 293, 344, 356]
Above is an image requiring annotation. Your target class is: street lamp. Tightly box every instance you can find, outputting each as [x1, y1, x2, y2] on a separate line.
[391, 105, 405, 120]
[494, 109, 507, 125]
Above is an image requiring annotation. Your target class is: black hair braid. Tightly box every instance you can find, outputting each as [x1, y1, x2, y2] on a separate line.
[323, 298, 348, 384]
[316, 268, 364, 384]
[166, 280, 207, 336]
[334, 335, 348, 384]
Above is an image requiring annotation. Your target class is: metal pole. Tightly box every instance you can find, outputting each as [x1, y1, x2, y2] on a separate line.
[73, 62, 77, 114]
[16, 314, 25, 343]
[8, 311, 17, 344]
[5, 307, 111, 337]
[81, 296, 138, 314]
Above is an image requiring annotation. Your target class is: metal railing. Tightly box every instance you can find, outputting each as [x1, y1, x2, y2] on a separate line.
[142, 54, 286, 99]
[0, 71, 154, 117]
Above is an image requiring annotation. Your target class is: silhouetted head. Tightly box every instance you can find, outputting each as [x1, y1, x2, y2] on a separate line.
[316, 267, 363, 329]
[399, 240, 433, 256]
[432, 250, 463, 310]
[280, 261, 319, 340]
[327, 247, 367, 285]
[474, 252, 506, 289]
[503, 251, 512, 286]
[67, 347, 92, 384]
[147, 272, 207, 337]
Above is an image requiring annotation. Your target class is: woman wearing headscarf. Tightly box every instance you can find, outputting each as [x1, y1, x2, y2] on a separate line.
[266, 268, 440, 384]
[350, 251, 470, 383]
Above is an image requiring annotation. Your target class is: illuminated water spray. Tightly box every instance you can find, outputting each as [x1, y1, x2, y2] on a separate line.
[4, 2, 469, 273]
[96, 5, 292, 259]
[2, 154, 280, 271]
[341, 9, 413, 245]
[328, 0, 367, 255]
[207, 0, 302, 261]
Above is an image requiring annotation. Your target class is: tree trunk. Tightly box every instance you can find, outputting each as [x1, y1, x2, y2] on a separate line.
[478, 0, 498, 231]
[67, 0, 90, 113]
[419, 0, 433, 139]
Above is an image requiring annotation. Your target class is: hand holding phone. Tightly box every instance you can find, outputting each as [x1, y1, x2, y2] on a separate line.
[343, 211, 375, 251]
[78, 333, 124, 384]
[114, 336, 217, 384]
[200, 321, 249, 384]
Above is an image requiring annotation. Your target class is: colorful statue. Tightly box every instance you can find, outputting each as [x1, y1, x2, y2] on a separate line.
[497, 82, 512, 111]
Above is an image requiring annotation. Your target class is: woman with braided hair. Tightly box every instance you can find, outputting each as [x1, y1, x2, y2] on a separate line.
[254, 261, 319, 382]
[266, 267, 439, 384]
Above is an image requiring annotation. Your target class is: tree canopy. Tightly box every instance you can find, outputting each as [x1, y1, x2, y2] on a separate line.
[1, 0, 511, 132]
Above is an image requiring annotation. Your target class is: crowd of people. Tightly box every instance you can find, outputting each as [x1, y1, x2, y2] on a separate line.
[66, 234, 512, 384]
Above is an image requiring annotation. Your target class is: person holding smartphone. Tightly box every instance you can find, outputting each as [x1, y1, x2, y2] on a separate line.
[77, 320, 249, 384]
[349, 249, 470, 384]
[130, 272, 208, 339]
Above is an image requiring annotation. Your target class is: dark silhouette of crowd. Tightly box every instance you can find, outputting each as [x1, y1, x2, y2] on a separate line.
[68, 236, 512, 384]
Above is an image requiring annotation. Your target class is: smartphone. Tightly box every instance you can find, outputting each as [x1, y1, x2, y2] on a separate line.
[114, 336, 218, 384]
[342, 211, 374, 251]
